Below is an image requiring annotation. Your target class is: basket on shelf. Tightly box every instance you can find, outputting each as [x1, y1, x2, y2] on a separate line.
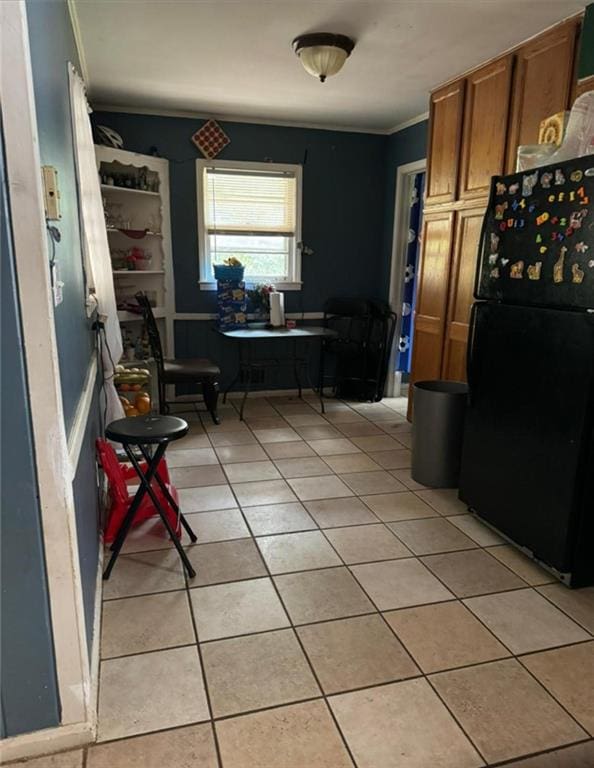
[213, 264, 245, 281]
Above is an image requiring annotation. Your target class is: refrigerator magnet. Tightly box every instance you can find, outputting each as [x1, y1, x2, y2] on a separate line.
[588, 260, 594, 268]
[569, 210, 588, 230]
[495, 203, 508, 220]
[488, 254, 498, 266]
[522, 171, 538, 196]
[508, 182, 520, 195]
[570, 170, 583, 183]
[553, 247, 567, 283]
[490, 267, 500, 279]
[540, 171, 553, 188]
[490, 233, 500, 252]
[554, 169, 566, 185]
[496, 182, 507, 195]
[576, 242, 589, 253]
[510, 261, 524, 279]
[527, 262, 542, 280]
[572, 264, 585, 284]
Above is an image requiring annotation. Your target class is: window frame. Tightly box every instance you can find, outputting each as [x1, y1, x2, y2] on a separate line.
[196, 158, 303, 290]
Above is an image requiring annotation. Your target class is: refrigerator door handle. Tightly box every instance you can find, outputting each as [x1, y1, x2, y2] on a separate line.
[466, 303, 479, 405]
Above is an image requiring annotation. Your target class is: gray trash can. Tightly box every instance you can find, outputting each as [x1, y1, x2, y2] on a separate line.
[412, 380, 468, 488]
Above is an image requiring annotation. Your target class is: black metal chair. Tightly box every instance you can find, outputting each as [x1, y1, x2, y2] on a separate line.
[319, 297, 397, 402]
[135, 292, 221, 424]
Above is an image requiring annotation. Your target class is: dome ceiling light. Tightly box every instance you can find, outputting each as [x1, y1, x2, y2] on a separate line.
[292, 33, 355, 83]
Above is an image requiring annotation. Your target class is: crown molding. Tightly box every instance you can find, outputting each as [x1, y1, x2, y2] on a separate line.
[388, 111, 429, 135]
[91, 103, 397, 135]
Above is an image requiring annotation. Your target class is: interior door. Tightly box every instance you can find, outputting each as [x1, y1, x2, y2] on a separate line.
[425, 80, 465, 205]
[506, 20, 578, 172]
[441, 207, 485, 382]
[458, 55, 513, 201]
[408, 210, 455, 416]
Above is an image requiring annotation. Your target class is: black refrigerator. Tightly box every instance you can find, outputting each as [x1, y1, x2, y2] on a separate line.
[459, 155, 594, 587]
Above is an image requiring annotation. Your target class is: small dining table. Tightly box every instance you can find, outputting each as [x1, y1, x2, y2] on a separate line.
[217, 324, 337, 420]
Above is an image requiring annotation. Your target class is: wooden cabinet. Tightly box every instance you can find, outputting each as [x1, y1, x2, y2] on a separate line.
[409, 17, 582, 413]
[458, 56, 513, 200]
[409, 211, 455, 390]
[441, 207, 485, 382]
[506, 20, 578, 171]
[425, 80, 465, 205]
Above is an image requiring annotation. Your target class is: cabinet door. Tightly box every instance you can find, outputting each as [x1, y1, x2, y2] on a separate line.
[441, 207, 485, 382]
[425, 80, 465, 205]
[459, 56, 513, 201]
[409, 211, 455, 399]
[506, 21, 578, 172]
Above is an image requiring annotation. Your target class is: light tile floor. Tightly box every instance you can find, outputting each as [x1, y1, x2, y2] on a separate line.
[11, 394, 594, 768]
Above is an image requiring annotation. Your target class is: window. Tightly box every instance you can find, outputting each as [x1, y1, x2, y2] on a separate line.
[196, 159, 302, 289]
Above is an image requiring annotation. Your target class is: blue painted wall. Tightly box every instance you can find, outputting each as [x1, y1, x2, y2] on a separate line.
[1, 129, 61, 738]
[92, 111, 389, 313]
[27, 0, 95, 435]
[25, 0, 102, 668]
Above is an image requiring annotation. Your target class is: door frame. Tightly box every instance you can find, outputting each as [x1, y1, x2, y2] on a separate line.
[1, 1, 92, 760]
[386, 158, 426, 397]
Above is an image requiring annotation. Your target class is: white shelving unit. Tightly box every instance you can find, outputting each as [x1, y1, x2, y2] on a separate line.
[95, 145, 175, 359]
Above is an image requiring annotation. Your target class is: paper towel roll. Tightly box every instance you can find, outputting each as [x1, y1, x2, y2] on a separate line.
[270, 291, 285, 327]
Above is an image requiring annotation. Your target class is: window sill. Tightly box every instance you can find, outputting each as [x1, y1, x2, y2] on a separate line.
[199, 281, 303, 291]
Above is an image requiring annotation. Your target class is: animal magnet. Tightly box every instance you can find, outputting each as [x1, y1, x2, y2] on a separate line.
[554, 169, 566, 186]
[569, 209, 588, 230]
[501, 258, 509, 266]
[495, 202, 508, 220]
[496, 182, 507, 196]
[522, 171, 538, 197]
[572, 263, 585, 284]
[490, 233, 500, 253]
[589, 260, 594, 268]
[570, 170, 583, 183]
[527, 262, 542, 280]
[510, 261, 524, 279]
[540, 172, 553, 189]
[553, 247, 567, 284]
[508, 182, 520, 195]
[488, 254, 498, 266]
[576, 242, 589, 253]
[490, 267, 500, 279]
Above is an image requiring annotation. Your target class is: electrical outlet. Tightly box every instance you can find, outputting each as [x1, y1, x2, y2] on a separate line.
[41, 165, 61, 220]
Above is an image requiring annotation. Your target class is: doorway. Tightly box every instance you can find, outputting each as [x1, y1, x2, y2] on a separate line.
[387, 159, 426, 398]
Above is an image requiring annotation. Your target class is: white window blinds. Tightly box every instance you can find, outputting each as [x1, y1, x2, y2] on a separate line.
[204, 168, 297, 236]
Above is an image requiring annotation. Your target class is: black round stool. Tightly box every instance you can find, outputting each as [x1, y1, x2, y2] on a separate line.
[103, 415, 197, 580]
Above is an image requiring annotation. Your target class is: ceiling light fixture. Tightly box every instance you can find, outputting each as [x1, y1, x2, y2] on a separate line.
[292, 33, 355, 83]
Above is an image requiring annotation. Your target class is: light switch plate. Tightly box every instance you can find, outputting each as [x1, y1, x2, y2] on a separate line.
[41, 165, 61, 220]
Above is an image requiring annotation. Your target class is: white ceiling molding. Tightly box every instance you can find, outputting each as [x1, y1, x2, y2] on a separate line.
[388, 112, 430, 136]
[91, 103, 391, 135]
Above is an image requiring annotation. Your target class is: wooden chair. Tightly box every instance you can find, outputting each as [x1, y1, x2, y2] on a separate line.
[135, 292, 221, 424]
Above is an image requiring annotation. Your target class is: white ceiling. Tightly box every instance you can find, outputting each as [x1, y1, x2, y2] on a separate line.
[73, 0, 584, 133]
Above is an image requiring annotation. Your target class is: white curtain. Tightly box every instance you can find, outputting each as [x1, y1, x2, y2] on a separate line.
[69, 65, 125, 424]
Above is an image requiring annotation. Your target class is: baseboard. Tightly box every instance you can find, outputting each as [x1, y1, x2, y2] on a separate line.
[0, 721, 93, 764]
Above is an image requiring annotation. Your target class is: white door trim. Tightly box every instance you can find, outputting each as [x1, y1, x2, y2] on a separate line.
[1, 0, 92, 758]
[386, 159, 426, 397]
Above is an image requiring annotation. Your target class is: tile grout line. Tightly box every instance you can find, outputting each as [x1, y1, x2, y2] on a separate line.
[93, 396, 593, 767]
[228, 476, 362, 768]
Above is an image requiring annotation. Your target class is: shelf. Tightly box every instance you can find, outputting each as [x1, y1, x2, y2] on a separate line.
[117, 307, 165, 322]
[101, 184, 160, 197]
[112, 270, 164, 276]
[106, 228, 163, 238]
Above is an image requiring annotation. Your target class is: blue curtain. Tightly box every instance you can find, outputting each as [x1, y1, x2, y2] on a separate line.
[397, 171, 425, 373]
